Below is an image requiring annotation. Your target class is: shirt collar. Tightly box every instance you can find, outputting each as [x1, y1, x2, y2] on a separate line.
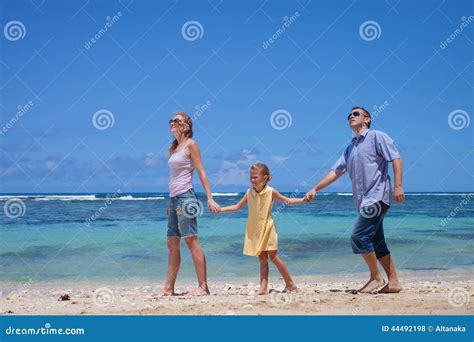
[352, 128, 370, 142]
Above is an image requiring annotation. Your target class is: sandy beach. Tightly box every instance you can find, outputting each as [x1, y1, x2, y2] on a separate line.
[1, 270, 471, 316]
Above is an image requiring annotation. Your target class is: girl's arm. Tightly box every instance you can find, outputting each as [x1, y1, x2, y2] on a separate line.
[219, 191, 248, 213]
[273, 189, 308, 205]
[187, 141, 220, 213]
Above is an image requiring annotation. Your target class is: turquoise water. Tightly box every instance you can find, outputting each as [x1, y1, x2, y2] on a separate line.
[0, 193, 472, 283]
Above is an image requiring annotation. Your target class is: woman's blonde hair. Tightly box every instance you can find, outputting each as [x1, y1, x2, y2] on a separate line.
[169, 112, 193, 155]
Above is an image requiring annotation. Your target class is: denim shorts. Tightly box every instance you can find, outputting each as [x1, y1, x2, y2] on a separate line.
[167, 188, 199, 238]
[351, 201, 390, 259]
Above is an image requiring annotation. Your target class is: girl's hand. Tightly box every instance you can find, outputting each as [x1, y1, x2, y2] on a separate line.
[166, 207, 170, 216]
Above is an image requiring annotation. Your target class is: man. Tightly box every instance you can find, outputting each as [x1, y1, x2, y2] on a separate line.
[305, 107, 404, 293]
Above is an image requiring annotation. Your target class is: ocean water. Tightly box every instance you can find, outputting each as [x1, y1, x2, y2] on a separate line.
[0, 192, 472, 284]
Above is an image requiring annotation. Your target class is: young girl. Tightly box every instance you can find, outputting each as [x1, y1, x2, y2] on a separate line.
[216, 162, 308, 294]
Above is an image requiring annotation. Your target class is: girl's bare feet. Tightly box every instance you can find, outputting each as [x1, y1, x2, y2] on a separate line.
[187, 286, 210, 296]
[257, 288, 269, 295]
[359, 278, 385, 293]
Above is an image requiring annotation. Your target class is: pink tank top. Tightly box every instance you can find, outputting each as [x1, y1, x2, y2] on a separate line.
[168, 142, 194, 197]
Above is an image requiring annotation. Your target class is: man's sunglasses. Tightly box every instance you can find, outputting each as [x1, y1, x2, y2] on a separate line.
[169, 118, 182, 125]
[347, 111, 366, 120]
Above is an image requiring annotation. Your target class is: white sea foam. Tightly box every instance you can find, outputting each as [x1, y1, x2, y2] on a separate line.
[0, 195, 165, 201]
[211, 192, 240, 196]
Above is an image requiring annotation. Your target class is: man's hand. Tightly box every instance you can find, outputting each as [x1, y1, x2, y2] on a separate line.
[394, 185, 405, 203]
[304, 188, 317, 202]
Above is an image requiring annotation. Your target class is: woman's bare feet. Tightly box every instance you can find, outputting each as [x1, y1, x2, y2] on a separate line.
[379, 281, 402, 293]
[257, 288, 269, 295]
[359, 278, 385, 293]
[161, 288, 176, 296]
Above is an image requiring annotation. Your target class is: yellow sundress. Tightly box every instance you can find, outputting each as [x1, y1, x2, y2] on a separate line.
[243, 185, 278, 256]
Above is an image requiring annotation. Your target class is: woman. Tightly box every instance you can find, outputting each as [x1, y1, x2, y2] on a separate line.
[163, 112, 220, 296]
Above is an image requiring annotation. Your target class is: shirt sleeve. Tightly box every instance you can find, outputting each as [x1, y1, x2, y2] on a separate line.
[374, 131, 400, 161]
[331, 152, 347, 176]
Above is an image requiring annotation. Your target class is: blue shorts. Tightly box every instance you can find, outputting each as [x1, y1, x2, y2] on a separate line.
[351, 201, 390, 259]
[167, 188, 200, 238]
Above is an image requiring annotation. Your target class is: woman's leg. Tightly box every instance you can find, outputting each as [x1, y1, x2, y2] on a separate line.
[267, 250, 297, 292]
[184, 236, 210, 296]
[163, 237, 181, 295]
[258, 252, 269, 295]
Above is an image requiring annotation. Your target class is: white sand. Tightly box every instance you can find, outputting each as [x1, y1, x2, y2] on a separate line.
[1, 270, 472, 315]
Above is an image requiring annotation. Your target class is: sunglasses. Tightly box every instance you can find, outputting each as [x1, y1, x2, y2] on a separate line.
[347, 111, 366, 120]
[169, 118, 182, 125]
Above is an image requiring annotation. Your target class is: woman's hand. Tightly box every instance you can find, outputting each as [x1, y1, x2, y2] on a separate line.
[207, 198, 220, 214]
[166, 206, 170, 216]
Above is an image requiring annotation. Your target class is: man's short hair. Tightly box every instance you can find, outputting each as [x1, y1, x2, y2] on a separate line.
[352, 106, 372, 128]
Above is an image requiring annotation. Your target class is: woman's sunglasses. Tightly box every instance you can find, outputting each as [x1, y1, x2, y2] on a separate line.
[347, 111, 366, 120]
[169, 118, 182, 125]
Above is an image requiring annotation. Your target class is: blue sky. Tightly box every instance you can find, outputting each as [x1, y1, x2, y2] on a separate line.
[0, 0, 472, 193]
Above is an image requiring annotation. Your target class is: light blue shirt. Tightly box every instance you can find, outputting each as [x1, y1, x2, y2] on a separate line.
[331, 129, 400, 211]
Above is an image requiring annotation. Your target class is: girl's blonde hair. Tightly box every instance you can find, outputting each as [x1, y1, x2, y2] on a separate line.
[169, 112, 193, 155]
[250, 162, 272, 185]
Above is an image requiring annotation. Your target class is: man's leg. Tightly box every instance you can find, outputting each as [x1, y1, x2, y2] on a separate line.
[359, 252, 384, 293]
[372, 205, 402, 293]
[378, 255, 402, 293]
[352, 203, 386, 293]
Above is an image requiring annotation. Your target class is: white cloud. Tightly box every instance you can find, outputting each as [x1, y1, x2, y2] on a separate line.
[213, 149, 257, 186]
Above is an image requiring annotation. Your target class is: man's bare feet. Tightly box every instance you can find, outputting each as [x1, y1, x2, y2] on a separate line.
[257, 288, 269, 295]
[187, 287, 210, 296]
[359, 278, 385, 293]
[379, 281, 402, 293]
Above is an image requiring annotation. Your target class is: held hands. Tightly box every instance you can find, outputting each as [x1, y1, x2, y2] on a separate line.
[304, 188, 317, 202]
[394, 185, 405, 203]
[207, 198, 221, 214]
